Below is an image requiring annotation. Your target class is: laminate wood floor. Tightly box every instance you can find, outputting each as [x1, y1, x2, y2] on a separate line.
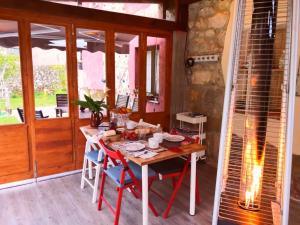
[0, 163, 299, 225]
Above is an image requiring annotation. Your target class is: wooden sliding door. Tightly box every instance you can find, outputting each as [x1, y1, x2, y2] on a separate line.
[29, 22, 76, 177]
[0, 5, 173, 184]
[0, 19, 32, 183]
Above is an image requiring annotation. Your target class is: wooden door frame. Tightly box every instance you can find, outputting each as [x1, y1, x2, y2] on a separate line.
[0, 16, 33, 183]
[0, 4, 173, 180]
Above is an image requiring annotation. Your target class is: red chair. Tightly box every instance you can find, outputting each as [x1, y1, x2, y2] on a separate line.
[149, 129, 201, 218]
[97, 139, 158, 225]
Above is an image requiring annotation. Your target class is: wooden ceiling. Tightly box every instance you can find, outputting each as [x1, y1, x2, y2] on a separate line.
[0, 0, 193, 31]
[52, 0, 200, 5]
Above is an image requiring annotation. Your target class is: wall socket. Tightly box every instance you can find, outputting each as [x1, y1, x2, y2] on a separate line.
[191, 54, 220, 63]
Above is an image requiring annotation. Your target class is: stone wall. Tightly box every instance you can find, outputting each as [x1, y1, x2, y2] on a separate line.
[186, 0, 233, 165]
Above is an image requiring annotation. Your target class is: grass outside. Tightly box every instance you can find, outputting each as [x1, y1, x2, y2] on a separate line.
[0, 92, 63, 125]
[0, 116, 20, 125]
[0, 92, 58, 110]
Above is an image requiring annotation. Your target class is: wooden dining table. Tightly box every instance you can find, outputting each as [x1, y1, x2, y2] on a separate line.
[80, 125, 206, 225]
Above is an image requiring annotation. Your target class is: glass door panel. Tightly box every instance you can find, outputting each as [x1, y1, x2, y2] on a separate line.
[114, 32, 139, 112]
[146, 36, 166, 113]
[0, 19, 31, 183]
[76, 28, 107, 118]
[0, 20, 24, 125]
[30, 23, 74, 177]
[31, 23, 69, 119]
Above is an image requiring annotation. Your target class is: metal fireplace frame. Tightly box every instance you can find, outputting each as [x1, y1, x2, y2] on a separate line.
[212, 0, 300, 224]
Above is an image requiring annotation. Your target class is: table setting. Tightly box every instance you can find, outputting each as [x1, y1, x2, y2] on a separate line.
[107, 128, 195, 160]
[80, 120, 205, 225]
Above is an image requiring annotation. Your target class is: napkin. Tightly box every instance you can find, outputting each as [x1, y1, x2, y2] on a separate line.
[132, 150, 158, 159]
[139, 151, 158, 159]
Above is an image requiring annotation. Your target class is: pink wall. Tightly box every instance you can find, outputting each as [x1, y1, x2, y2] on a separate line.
[81, 50, 105, 90]
[129, 36, 139, 91]
[145, 37, 166, 113]
[128, 36, 166, 113]
[80, 36, 166, 113]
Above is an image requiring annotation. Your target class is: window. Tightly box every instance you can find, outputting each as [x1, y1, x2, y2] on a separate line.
[146, 45, 159, 97]
[114, 33, 139, 112]
[0, 20, 24, 125]
[146, 36, 166, 113]
[76, 28, 107, 118]
[45, 1, 176, 21]
[31, 23, 69, 119]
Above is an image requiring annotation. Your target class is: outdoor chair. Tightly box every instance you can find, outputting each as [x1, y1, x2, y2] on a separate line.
[97, 139, 158, 225]
[115, 94, 129, 108]
[17, 108, 49, 122]
[55, 94, 68, 117]
[131, 97, 138, 112]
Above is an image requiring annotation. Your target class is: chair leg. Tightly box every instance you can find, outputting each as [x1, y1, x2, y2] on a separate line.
[129, 187, 139, 199]
[148, 202, 159, 217]
[172, 177, 177, 189]
[98, 172, 107, 210]
[92, 163, 101, 203]
[163, 168, 189, 218]
[88, 161, 93, 179]
[80, 156, 88, 189]
[114, 187, 124, 225]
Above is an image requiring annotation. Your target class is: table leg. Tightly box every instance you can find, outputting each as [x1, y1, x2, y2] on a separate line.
[142, 165, 149, 225]
[190, 152, 197, 215]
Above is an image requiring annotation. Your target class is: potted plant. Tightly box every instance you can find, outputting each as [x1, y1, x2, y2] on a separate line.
[75, 94, 108, 127]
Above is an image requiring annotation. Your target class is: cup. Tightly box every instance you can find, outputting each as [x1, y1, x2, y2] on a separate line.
[148, 137, 159, 149]
[126, 121, 137, 130]
[153, 133, 163, 143]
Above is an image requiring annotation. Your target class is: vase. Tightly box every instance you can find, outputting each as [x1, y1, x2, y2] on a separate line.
[90, 111, 103, 128]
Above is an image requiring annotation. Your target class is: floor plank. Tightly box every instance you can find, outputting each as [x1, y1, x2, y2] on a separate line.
[0, 163, 299, 225]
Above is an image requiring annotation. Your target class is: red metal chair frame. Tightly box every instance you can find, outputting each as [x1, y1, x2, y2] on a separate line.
[150, 129, 201, 219]
[97, 139, 158, 225]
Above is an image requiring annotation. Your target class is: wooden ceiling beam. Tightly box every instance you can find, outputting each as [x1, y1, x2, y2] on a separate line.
[179, 0, 200, 5]
[0, 0, 183, 31]
[52, 0, 165, 3]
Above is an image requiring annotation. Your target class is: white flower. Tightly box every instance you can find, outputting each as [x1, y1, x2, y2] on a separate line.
[83, 87, 110, 101]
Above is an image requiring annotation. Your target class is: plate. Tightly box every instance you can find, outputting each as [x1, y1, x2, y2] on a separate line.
[164, 135, 185, 142]
[125, 143, 146, 152]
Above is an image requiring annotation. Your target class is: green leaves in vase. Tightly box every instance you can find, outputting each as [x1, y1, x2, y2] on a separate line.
[75, 94, 108, 113]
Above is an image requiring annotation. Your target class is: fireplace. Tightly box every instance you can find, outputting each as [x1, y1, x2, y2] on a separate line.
[212, 0, 300, 225]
